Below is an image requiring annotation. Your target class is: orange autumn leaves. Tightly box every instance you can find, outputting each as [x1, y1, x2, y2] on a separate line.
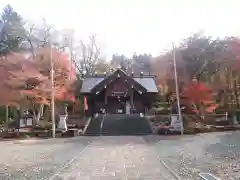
[0, 47, 76, 107]
[182, 82, 213, 103]
[181, 81, 216, 113]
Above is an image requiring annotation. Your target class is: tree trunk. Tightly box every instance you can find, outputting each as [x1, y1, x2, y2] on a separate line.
[233, 78, 240, 121]
[192, 102, 202, 121]
[64, 104, 68, 115]
[32, 104, 44, 128]
[3, 105, 9, 134]
[36, 104, 44, 123]
[199, 101, 205, 120]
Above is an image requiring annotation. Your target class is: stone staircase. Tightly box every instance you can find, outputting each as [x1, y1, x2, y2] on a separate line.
[102, 114, 153, 135]
[83, 115, 102, 136]
[84, 114, 152, 136]
[83, 114, 153, 136]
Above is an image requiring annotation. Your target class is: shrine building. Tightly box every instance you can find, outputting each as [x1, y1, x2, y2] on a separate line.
[80, 69, 158, 116]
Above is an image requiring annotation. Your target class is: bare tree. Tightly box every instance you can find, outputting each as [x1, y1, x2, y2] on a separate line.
[25, 22, 103, 77]
[23, 18, 67, 57]
[76, 35, 101, 76]
[61, 34, 103, 76]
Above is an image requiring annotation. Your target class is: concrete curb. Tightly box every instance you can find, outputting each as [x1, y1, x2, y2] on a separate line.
[160, 159, 182, 180]
[82, 117, 92, 135]
[13, 136, 85, 144]
[12, 138, 55, 144]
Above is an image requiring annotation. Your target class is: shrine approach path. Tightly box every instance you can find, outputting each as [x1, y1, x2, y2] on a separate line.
[0, 136, 179, 180]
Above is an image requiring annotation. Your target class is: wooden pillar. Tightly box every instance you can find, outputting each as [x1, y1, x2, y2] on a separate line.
[131, 88, 134, 113]
[72, 103, 74, 114]
[105, 90, 107, 113]
[94, 97, 97, 115]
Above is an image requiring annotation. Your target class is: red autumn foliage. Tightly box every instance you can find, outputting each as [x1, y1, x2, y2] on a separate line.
[36, 47, 76, 102]
[182, 82, 213, 103]
[181, 81, 216, 113]
[0, 53, 44, 106]
[0, 47, 77, 107]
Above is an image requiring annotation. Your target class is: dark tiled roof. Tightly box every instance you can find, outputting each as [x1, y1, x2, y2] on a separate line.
[80, 76, 158, 93]
[133, 77, 158, 93]
[80, 77, 104, 93]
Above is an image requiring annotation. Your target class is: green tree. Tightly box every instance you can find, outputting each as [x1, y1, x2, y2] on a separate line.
[0, 4, 26, 55]
[132, 53, 152, 74]
[111, 54, 131, 72]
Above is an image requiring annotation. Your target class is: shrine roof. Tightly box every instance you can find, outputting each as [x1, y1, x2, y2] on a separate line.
[80, 77, 105, 93]
[133, 77, 158, 93]
[80, 71, 158, 94]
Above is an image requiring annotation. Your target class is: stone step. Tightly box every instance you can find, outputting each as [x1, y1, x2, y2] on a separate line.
[83, 114, 153, 136]
[102, 116, 152, 135]
[83, 116, 102, 136]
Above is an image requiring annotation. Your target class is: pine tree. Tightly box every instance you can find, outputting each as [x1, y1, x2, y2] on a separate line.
[0, 5, 26, 55]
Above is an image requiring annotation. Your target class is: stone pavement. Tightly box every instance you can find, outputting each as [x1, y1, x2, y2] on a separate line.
[1, 133, 238, 179]
[50, 136, 178, 180]
[0, 137, 92, 180]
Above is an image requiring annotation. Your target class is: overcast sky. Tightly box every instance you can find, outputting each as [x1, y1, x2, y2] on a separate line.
[1, 0, 240, 59]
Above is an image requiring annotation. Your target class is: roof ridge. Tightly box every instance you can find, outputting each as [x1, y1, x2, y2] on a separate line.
[133, 76, 156, 78]
[84, 75, 156, 78]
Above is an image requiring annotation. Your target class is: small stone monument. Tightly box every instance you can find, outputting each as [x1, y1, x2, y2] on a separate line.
[57, 105, 68, 131]
[58, 115, 68, 131]
[233, 115, 239, 126]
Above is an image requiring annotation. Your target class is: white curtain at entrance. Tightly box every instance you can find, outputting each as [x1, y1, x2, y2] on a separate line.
[126, 101, 130, 114]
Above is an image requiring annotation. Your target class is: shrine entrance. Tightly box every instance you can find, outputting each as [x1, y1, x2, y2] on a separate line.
[107, 96, 130, 114]
[80, 69, 159, 116]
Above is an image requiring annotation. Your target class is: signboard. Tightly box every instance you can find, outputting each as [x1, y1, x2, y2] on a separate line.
[170, 114, 183, 132]
[19, 117, 33, 128]
[26, 118, 33, 126]
[112, 91, 125, 96]
[20, 118, 25, 127]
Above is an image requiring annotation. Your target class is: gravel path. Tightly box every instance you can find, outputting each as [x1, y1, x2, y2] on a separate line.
[147, 132, 240, 180]
[0, 136, 178, 180]
[0, 137, 92, 180]
[1, 132, 240, 180]
[50, 136, 178, 180]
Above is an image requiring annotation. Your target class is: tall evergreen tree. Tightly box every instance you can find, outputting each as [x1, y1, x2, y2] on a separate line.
[0, 4, 25, 55]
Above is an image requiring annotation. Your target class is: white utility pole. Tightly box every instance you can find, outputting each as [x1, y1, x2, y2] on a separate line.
[50, 40, 55, 138]
[172, 43, 184, 135]
[66, 33, 74, 115]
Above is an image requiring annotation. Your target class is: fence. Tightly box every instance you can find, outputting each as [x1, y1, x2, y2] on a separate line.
[148, 112, 235, 134]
